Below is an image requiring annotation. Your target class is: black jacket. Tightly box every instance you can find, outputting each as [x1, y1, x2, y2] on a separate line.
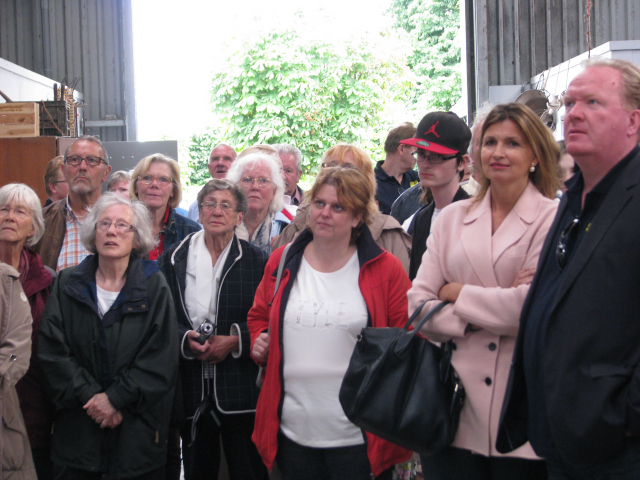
[408, 186, 469, 280]
[497, 148, 640, 466]
[38, 255, 179, 478]
[158, 233, 268, 417]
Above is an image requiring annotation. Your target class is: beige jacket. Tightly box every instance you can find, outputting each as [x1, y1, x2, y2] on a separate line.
[0, 264, 36, 480]
[274, 203, 412, 274]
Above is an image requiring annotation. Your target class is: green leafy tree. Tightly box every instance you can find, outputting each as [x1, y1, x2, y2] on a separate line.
[208, 30, 415, 174]
[390, 0, 462, 112]
[184, 128, 220, 186]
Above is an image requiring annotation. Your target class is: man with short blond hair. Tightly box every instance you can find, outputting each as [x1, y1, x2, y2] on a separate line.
[35, 135, 111, 270]
[498, 58, 640, 478]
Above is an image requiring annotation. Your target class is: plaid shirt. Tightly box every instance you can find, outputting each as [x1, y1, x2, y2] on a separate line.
[57, 199, 90, 271]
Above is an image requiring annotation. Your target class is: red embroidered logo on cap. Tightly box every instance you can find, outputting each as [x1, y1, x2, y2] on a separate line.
[425, 121, 440, 138]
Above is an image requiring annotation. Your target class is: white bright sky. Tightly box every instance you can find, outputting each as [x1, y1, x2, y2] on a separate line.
[132, 0, 394, 144]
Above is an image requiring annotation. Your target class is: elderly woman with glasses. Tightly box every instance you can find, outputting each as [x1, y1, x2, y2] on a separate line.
[130, 154, 200, 260]
[275, 144, 412, 274]
[38, 194, 179, 480]
[0, 183, 51, 480]
[407, 103, 561, 479]
[226, 152, 286, 255]
[158, 179, 269, 480]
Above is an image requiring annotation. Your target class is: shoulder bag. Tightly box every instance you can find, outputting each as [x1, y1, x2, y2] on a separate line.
[339, 300, 465, 455]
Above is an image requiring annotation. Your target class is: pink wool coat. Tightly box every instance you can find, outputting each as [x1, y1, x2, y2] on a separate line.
[408, 182, 557, 459]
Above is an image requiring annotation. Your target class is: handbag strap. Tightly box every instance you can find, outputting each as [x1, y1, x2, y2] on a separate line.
[268, 243, 292, 307]
[404, 299, 449, 330]
[395, 300, 449, 356]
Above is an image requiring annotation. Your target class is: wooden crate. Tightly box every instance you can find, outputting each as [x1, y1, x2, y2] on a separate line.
[0, 102, 40, 138]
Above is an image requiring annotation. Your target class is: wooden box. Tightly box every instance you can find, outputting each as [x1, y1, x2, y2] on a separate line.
[0, 102, 40, 138]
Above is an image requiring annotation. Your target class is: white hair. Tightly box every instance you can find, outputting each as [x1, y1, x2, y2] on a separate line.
[226, 153, 285, 213]
[0, 183, 45, 247]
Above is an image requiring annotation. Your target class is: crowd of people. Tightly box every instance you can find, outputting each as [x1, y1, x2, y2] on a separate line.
[1, 56, 639, 480]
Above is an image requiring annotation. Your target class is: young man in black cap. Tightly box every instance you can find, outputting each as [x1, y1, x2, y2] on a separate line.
[400, 111, 472, 280]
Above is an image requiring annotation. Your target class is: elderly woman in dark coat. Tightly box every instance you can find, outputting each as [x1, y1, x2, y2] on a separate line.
[38, 194, 179, 480]
[158, 179, 268, 480]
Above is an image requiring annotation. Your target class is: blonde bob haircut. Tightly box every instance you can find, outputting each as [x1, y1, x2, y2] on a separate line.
[320, 144, 377, 202]
[0, 183, 45, 247]
[473, 103, 561, 205]
[308, 167, 378, 244]
[130, 153, 182, 209]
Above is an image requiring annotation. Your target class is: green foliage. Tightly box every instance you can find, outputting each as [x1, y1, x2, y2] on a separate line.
[389, 0, 462, 112]
[209, 30, 415, 174]
[185, 128, 220, 186]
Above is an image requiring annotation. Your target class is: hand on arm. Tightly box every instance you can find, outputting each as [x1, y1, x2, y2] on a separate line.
[438, 282, 464, 303]
[512, 267, 536, 287]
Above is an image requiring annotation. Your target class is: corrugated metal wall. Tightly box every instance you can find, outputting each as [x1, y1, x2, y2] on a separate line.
[471, 0, 640, 109]
[0, 0, 136, 141]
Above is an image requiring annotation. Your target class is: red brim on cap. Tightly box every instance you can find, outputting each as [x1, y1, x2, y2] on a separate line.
[400, 138, 459, 155]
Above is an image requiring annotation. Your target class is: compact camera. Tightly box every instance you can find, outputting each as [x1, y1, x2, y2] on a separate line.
[195, 322, 214, 345]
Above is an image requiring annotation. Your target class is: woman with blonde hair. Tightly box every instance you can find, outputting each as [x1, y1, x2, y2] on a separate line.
[130, 153, 200, 260]
[408, 103, 561, 479]
[275, 144, 412, 273]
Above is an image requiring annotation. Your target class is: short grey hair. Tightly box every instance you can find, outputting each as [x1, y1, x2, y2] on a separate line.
[226, 153, 285, 213]
[274, 144, 302, 172]
[0, 183, 45, 247]
[197, 178, 248, 215]
[106, 170, 131, 191]
[64, 135, 109, 165]
[81, 193, 155, 257]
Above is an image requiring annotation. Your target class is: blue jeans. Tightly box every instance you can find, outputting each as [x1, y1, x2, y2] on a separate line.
[547, 437, 640, 480]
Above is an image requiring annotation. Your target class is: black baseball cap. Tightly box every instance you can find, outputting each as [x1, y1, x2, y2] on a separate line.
[400, 111, 472, 155]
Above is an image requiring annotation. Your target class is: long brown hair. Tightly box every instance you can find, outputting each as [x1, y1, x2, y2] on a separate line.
[472, 103, 561, 205]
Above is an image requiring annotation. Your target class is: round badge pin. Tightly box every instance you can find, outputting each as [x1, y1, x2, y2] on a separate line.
[20, 292, 27, 302]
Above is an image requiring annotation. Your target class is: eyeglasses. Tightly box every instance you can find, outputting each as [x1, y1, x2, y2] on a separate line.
[0, 206, 32, 220]
[201, 201, 236, 213]
[413, 151, 458, 164]
[96, 220, 135, 233]
[556, 216, 580, 269]
[321, 161, 357, 170]
[51, 180, 68, 184]
[241, 176, 272, 188]
[65, 156, 106, 167]
[137, 174, 173, 186]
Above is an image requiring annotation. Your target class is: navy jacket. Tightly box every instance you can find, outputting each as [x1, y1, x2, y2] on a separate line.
[158, 233, 268, 417]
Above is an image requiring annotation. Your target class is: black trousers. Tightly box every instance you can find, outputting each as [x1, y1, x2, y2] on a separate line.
[420, 446, 548, 480]
[53, 465, 164, 480]
[276, 430, 393, 480]
[180, 409, 268, 480]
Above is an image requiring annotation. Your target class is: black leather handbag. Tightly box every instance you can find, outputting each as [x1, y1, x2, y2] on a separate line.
[339, 300, 465, 454]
